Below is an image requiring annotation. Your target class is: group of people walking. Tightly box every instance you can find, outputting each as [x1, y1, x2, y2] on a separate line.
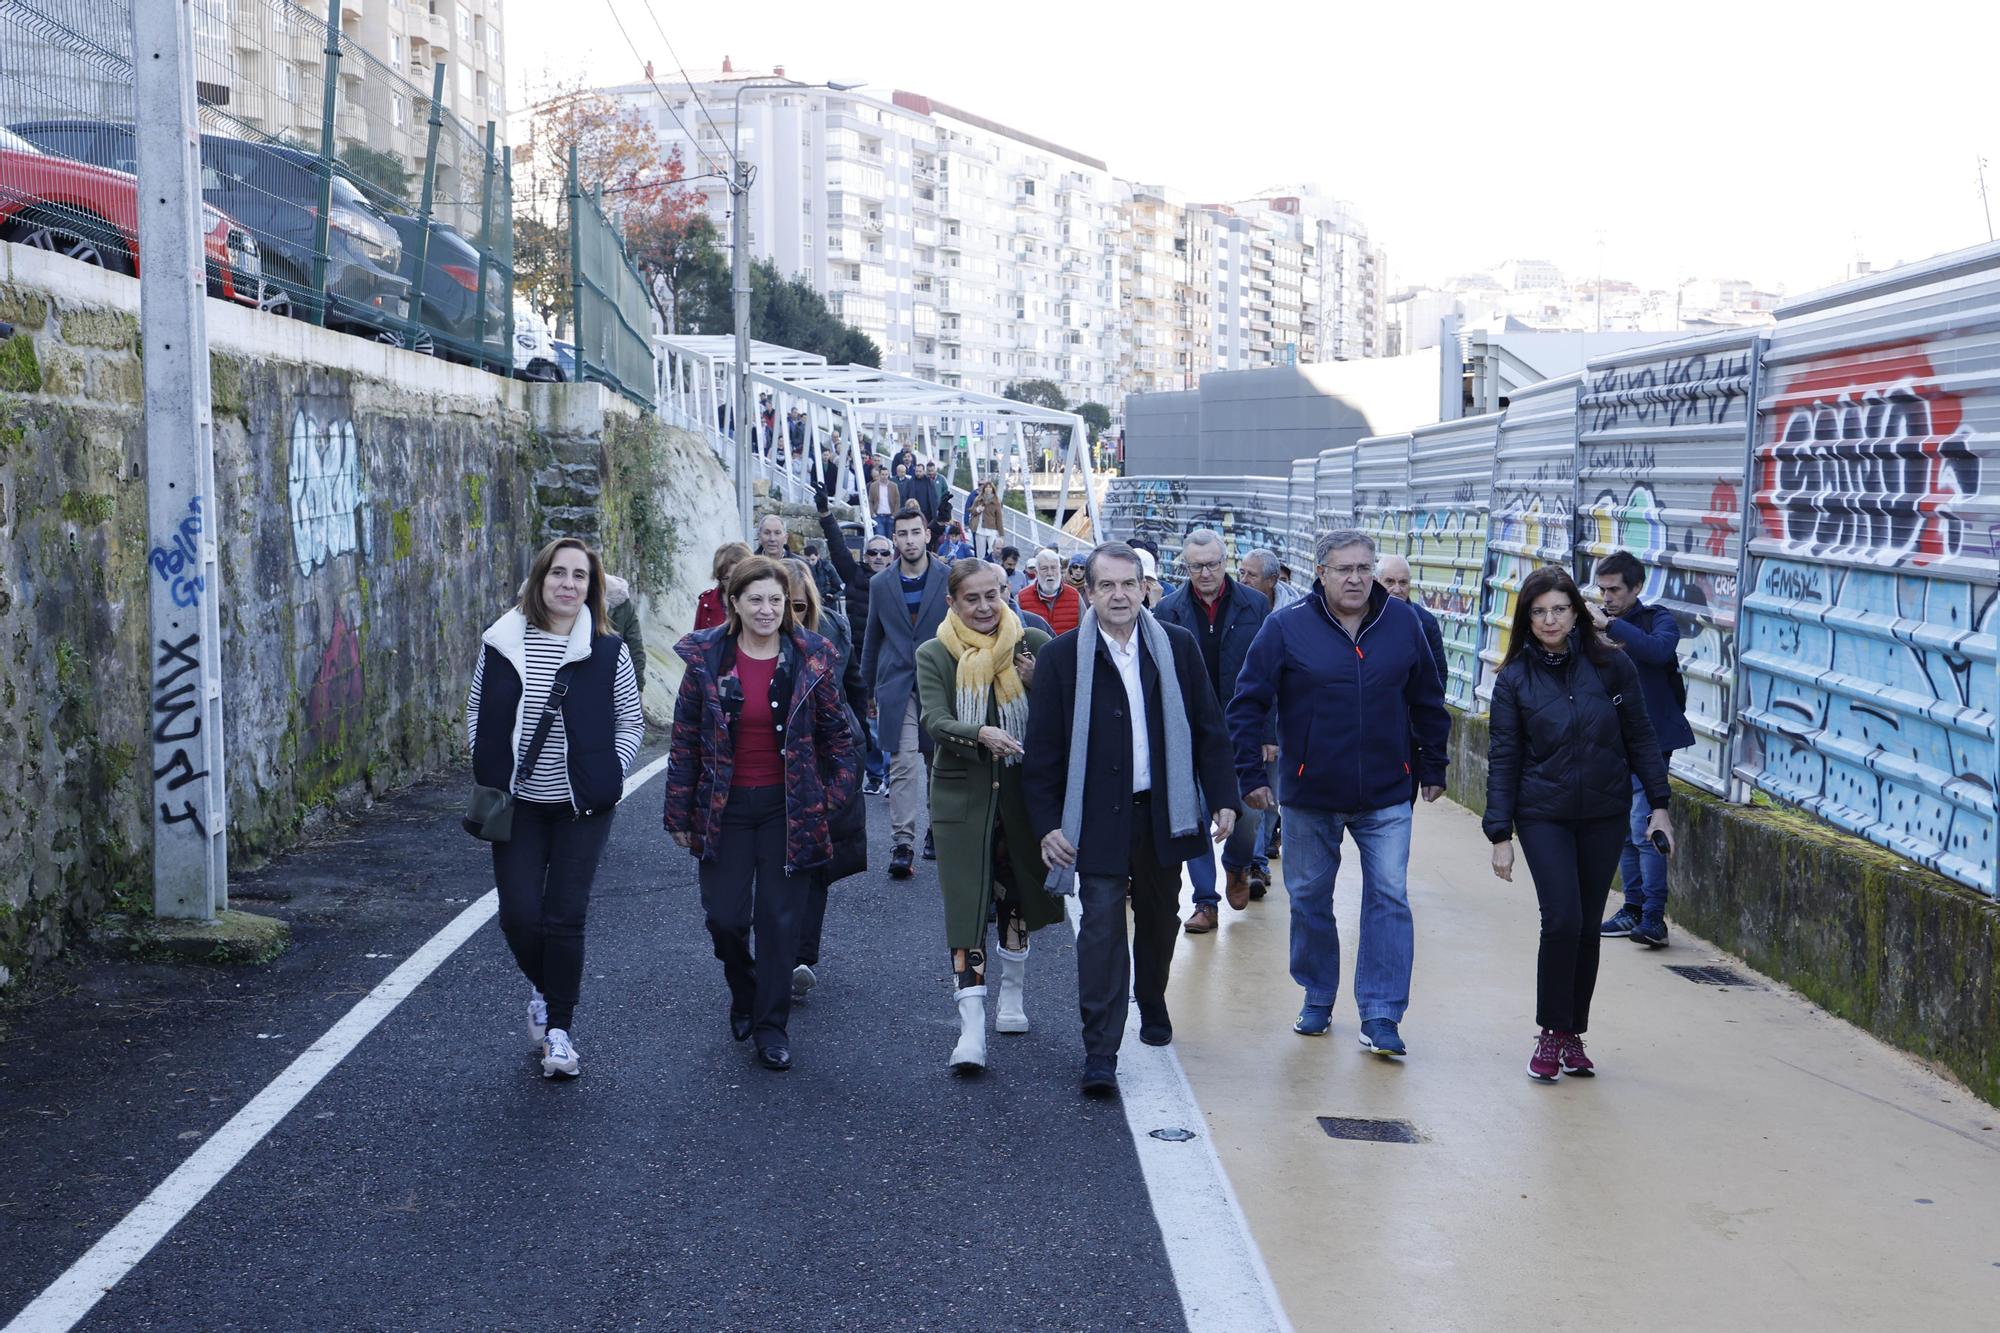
[467, 509, 1689, 1091]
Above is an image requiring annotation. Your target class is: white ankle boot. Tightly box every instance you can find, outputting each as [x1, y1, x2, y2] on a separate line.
[994, 945, 1030, 1034]
[949, 985, 988, 1071]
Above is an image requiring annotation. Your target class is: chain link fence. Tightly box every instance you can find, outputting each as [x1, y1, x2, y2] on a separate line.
[0, 0, 514, 373]
[566, 144, 655, 407]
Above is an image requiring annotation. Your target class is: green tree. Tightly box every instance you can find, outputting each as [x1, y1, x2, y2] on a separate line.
[1075, 401, 1112, 443]
[1003, 378, 1068, 410]
[512, 216, 569, 329]
[337, 143, 413, 203]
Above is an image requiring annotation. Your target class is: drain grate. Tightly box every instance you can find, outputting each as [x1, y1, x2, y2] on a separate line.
[1317, 1116, 1422, 1144]
[1667, 964, 1756, 988]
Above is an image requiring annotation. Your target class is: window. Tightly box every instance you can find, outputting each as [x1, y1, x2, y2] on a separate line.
[389, 34, 402, 68]
[487, 24, 500, 60]
[457, 4, 472, 42]
[192, 0, 228, 47]
[276, 60, 299, 103]
[458, 63, 473, 101]
[392, 93, 406, 128]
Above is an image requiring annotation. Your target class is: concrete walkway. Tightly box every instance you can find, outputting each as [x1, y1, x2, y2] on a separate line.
[1170, 797, 2000, 1331]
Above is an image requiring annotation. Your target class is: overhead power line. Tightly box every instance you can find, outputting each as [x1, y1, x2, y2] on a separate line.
[634, 0, 731, 166]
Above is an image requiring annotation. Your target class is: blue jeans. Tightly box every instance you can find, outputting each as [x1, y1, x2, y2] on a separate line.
[1282, 803, 1414, 1021]
[864, 713, 886, 784]
[873, 514, 895, 538]
[1619, 773, 1668, 924]
[1188, 787, 1261, 908]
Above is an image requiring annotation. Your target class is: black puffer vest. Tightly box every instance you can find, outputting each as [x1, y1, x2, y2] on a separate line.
[472, 631, 627, 813]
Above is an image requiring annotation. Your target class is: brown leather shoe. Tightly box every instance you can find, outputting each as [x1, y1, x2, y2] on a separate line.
[1183, 905, 1219, 934]
[1225, 867, 1252, 911]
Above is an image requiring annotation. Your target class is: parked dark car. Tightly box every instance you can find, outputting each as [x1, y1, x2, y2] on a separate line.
[8, 120, 409, 339]
[374, 211, 508, 366]
[0, 125, 261, 307]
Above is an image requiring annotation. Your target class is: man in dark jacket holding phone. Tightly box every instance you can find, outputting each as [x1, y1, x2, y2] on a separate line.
[1227, 530, 1451, 1058]
[1589, 550, 1697, 948]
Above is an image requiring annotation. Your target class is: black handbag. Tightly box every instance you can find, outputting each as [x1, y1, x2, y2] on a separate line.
[463, 663, 578, 842]
[823, 778, 869, 884]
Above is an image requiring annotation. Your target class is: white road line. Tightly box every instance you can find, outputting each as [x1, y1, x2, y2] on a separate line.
[1064, 897, 1293, 1333]
[6, 758, 673, 1333]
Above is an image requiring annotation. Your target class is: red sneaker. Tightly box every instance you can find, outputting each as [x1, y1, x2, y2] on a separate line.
[1527, 1029, 1563, 1083]
[1559, 1032, 1595, 1076]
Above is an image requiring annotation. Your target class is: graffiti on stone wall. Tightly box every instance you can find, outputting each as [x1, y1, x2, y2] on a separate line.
[147, 495, 205, 608]
[304, 608, 365, 751]
[1757, 349, 1981, 567]
[1741, 559, 1996, 884]
[289, 409, 368, 577]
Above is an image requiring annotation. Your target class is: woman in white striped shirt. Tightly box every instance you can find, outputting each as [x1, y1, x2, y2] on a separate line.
[467, 538, 645, 1079]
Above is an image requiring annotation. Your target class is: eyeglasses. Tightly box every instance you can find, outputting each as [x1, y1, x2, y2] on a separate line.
[1321, 563, 1373, 579]
[1186, 558, 1224, 574]
[866, 548, 892, 559]
[790, 602, 809, 613]
[1531, 605, 1574, 621]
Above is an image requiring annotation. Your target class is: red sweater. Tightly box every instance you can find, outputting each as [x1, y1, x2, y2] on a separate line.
[694, 586, 727, 631]
[1019, 582, 1081, 635]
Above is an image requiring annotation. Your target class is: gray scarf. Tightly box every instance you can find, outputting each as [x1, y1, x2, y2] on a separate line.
[1045, 606, 1201, 896]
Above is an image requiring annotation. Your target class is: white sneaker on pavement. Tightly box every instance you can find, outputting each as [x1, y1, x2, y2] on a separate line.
[541, 1028, 580, 1079]
[792, 964, 817, 1001]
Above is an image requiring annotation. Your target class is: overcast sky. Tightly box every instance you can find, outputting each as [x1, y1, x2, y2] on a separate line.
[509, 0, 2000, 298]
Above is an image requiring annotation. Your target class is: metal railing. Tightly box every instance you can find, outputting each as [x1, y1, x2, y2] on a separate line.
[0, 0, 513, 372]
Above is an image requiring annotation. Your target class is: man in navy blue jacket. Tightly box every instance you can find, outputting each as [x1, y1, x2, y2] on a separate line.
[1590, 550, 1697, 947]
[1154, 529, 1271, 933]
[1228, 530, 1451, 1057]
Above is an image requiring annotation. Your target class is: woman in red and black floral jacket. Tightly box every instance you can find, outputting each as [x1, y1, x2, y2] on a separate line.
[665, 554, 858, 1073]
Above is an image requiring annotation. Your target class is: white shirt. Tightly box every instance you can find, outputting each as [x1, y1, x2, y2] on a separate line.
[1101, 629, 1151, 793]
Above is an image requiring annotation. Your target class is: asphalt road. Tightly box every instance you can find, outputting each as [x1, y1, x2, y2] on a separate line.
[1, 750, 1188, 1331]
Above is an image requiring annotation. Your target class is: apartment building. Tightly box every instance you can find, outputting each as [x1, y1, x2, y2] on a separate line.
[1117, 184, 1212, 394]
[600, 67, 1125, 408]
[1203, 203, 1307, 372]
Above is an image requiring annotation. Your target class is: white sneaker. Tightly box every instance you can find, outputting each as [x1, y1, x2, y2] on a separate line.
[792, 964, 818, 1001]
[541, 1028, 580, 1078]
[527, 989, 548, 1047]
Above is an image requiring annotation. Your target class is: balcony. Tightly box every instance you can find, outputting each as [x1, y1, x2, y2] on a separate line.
[426, 13, 451, 55]
[341, 0, 363, 21]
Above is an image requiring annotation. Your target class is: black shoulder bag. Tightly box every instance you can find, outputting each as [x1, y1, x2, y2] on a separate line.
[463, 662, 580, 842]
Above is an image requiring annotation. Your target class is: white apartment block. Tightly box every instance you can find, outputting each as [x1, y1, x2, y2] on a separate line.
[1203, 203, 1306, 372]
[1118, 183, 1212, 394]
[602, 69, 1124, 409]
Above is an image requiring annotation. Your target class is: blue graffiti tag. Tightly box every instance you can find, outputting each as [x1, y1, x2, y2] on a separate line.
[148, 496, 205, 608]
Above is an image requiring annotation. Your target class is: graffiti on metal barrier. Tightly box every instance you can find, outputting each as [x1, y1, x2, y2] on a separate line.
[289, 409, 368, 577]
[1757, 349, 1979, 567]
[147, 495, 206, 608]
[1585, 348, 1753, 434]
[1740, 559, 1996, 884]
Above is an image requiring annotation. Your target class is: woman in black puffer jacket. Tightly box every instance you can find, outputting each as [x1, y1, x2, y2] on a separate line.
[1485, 565, 1673, 1084]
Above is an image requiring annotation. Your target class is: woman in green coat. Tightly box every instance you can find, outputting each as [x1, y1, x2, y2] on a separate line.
[916, 559, 1064, 1073]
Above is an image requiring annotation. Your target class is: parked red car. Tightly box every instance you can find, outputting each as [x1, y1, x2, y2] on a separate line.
[0, 126, 260, 307]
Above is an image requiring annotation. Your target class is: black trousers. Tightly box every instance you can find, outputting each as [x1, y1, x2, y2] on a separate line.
[1518, 817, 1627, 1033]
[697, 786, 804, 1046]
[492, 800, 615, 1033]
[1076, 793, 1181, 1059]
[796, 870, 829, 967]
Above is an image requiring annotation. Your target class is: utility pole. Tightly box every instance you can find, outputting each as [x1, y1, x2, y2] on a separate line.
[731, 154, 753, 541]
[133, 0, 228, 918]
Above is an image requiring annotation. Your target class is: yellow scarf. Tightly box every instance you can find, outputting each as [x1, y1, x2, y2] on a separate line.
[936, 605, 1029, 762]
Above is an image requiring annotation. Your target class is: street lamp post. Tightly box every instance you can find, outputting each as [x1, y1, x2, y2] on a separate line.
[730, 78, 864, 540]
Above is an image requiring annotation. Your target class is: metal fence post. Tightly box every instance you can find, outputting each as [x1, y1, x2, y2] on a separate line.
[406, 60, 446, 341]
[473, 120, 497, 372]
[568, 143, 584, 383]
[133, 0, 228, 919]
[501, 145, 515, 365]
[311, 0, 342, 326]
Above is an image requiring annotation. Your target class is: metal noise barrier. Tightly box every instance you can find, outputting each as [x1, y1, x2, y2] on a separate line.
[1101, 239, 2000, 898]
[0, 0, 515, 371]
[565, 149, 656, 408]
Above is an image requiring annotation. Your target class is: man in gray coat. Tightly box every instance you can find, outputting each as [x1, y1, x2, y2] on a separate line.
[861, 500, 951, 878]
